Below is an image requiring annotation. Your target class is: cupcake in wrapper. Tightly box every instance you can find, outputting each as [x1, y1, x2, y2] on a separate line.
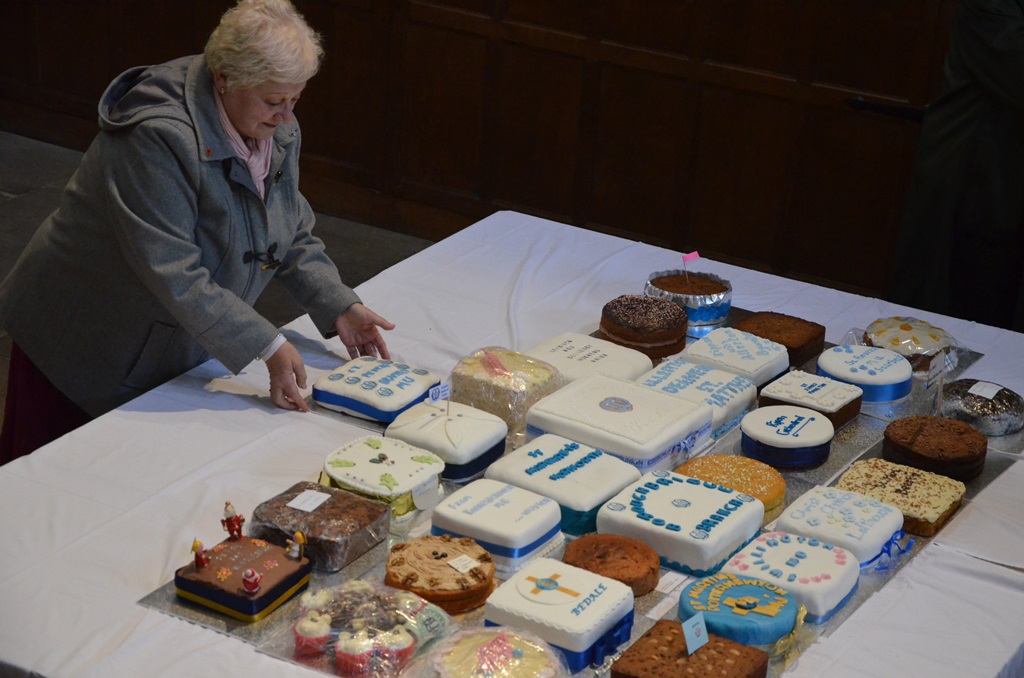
[645, 270, 732, 328]
[294, 611, 332, 658]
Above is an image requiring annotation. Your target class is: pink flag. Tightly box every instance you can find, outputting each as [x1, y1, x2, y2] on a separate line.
[681, 251, 700, 263]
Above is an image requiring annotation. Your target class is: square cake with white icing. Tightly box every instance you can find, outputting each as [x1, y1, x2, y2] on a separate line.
[759, 369, 863, 429]
[312, 356, 439, 422]
[525, 374, 713, 473]
[431, 478, 564, 576]
[681, 327, 789, 387]
[596, 470, 763, 577]
[384, 400, 507, 482]
[635, 358, 756, 440]
[484, 433, 642, 535]
[483, 557, 634, 673]
[523, 331, 653, 383]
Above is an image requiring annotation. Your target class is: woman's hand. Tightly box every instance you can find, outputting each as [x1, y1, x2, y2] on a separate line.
[334, 303, 395, 360]
[265, 341, 310, 411]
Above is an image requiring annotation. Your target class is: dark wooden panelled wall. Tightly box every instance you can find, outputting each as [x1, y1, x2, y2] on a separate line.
[0, 1, 954, 297]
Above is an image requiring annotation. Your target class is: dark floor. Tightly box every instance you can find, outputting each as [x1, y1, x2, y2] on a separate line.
[0, 131, 434, 432]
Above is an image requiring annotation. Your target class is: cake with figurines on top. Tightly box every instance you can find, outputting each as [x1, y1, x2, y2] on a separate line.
[758, 369, 863, 429]
[523, 331, 653, 383]
[635, 358, 756, 440]
[312, 356, 440, 423]
[484, 433, 641, 535]
[740, 405, 835, 469]
[816, 344, 912, 403]
[598, 294, 689, 360]
[681, 327, 789, 388]
[525, 373, 713, 473]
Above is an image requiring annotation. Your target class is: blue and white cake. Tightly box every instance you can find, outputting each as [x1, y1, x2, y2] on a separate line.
[525, 374, 713, 473]
[484, 434, 642, 535]
[596, 470, 763, 577]
[431, 478, 564, 576]
[681, 327, 789, 387]
[312, 356, 440, 422]
[635, 358, 756, 439]
[721, 531, 860, 623]
[484, 557, 634, 673]
[816, 344, 912, 403]
[740, 405, 835, 469]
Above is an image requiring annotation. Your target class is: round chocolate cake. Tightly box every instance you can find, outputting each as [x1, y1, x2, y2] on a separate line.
[598, 294, 688, 359]
[882, 415, 987, 481]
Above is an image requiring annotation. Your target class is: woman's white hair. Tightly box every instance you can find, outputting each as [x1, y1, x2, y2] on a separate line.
[204, 0, 323, 90]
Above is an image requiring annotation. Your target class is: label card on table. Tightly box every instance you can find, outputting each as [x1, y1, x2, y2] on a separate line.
[682, 612, 709, 654]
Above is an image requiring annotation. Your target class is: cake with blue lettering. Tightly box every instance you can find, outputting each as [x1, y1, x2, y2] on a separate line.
[816, 344, 912, 403]
[384, 401, 508, 482]
[758, 369, 863, 429]
[721, 531, 860, 623]
[524, 331, 653, 383]
[740, 405, 834, 469]
[323, 436, 444, 525]
[525, 374, 713, 473]
[635, 358, 756, 439]
[431, 478, 564, 576]
[312, 356, 440, 422]
[484, 434, 642, 535]
[484, 557, 634, 673]
[776, 486, 905, 566]
[596, 470, 763, 577]
[677, 571, 800, 646]
[681, 327, 789, 388]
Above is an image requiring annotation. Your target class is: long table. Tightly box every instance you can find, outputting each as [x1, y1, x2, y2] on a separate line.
[2, 211, 1023, 677]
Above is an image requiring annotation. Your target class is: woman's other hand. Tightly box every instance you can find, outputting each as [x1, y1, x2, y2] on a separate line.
[334, 303, 395, 360]
[265, 341, 310, 411]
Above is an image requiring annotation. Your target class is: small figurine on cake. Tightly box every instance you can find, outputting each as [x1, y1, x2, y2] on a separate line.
[286, 530, 306, 560]
[221, 501, 245, 541]
[191, 538, 210, 569]
[242, 568, 263, 594]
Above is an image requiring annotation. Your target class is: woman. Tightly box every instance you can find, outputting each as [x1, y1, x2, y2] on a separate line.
[0, 0, 392, 463]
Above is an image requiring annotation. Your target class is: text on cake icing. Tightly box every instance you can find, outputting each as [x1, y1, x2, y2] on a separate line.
[570, 583, 608, 616]
[461, 484, 516, 515]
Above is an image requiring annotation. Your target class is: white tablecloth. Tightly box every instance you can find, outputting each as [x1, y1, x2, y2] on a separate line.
[1, 211, 1021, 677]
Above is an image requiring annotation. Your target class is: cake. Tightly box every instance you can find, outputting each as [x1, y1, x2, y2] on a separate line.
[674, 454, 786, 525]
[610, 619, 768, 678]
[596, 470, 764, 577]
[427, 628, 569, 678]
[323, 436, 445, 524]
[758, 369, 863, 430]
[384, 400, 508, 482]
[562, 533, 661, 597]
[484, 433, 642, 535]
[449, 347, 564, 447]
[863, 316, 954, 371]
[525, 374, 713, 473]
[174, 536, 312, 622]
[248, 481, 390, 572]
[523, 331, 653, 383]
[835, 458, 966, 537]
[335, 626, 417, 676]
[732, 311, 826, 368]
[635, 358, 756, 439]
[941, 379, 1024, 436]
[882, 415, 987, 481]
[677, 572, 800, 646]
[644, 270, 733, 327]
[483, 557, 635, 673]
[740, 405, 835, 469]
[293, 610, 333, 657]
[598, 294, 689, 359]
[681, 327, 789, 387]
[312, 356, 440, 422]
[776, 486, 905, 565]
[721, 531, 860, 623]
[431, 478, 564, 576]
[384, 534, 496, 614]
[816, 344, 912, 403]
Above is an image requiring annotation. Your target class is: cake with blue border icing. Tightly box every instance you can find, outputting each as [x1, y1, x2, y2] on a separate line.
[816, 344, 912, 403]
[312, 356, 440, 422]
[758, 369, 863, 430]
[740, 405, 834, 469]
[677, 571, 799, 646]
[681, 327, 789, 388]
[484, 557, 634, 673]
[720, 530, 860, 623]
[484, 434, 641, 535]
[596, 470, 763, 577]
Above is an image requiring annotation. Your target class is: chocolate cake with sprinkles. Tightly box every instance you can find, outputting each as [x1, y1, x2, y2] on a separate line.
[598, 294, 688, 360]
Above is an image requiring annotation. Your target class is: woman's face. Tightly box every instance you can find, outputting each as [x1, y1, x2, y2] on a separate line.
[214, 74, 306, 141]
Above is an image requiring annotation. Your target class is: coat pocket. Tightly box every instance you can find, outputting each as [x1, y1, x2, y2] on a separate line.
[123, 321, 177, 391]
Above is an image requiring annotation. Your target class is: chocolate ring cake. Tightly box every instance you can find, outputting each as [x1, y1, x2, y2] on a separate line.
[599, 294, 688, 360]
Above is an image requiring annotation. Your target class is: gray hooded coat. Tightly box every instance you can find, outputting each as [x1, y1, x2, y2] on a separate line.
[0, 55, 360, 416]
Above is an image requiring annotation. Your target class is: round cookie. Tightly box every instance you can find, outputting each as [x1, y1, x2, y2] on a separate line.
[598, 294, 688, 359]
[384, 534, 495, 614]
[740, 405, 834, 469]
[816, 344, 913, 403]
[562, 533, 661, 597]
[882, 415, 987, 481]
[940, 379, 1024, 436]
[678, 572, 799, 646]
[675, 454, 786, 525]
[864, 316, 953, 371]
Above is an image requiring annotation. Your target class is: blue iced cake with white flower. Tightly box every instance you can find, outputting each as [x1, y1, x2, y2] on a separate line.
[312, 356, 440, 422]
[816, 344, 912, 403]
